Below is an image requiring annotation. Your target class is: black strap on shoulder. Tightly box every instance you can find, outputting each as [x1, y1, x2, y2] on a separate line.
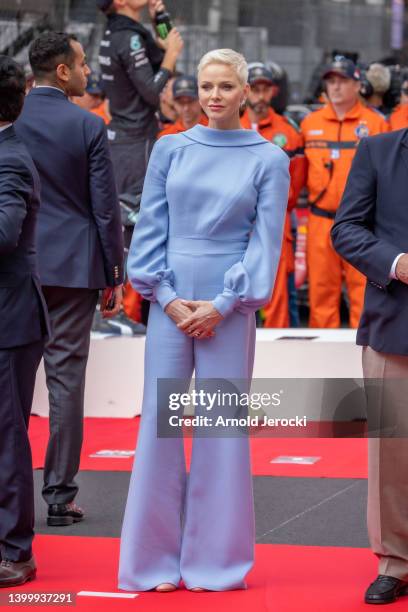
[309, 204, 336, 220]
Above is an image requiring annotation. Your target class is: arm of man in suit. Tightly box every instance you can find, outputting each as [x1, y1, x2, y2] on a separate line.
[87, 117, 124, 316]
[0, 158, 30, 255]
[331, 137, 401, 289]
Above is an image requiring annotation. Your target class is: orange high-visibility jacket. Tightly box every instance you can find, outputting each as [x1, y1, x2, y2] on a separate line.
[301, 101, 389, 213]
[390, 104, 408, 131]
[241, 108, 305, 212]
[92, 101, 110, 125]
[158, 114, 208, 138]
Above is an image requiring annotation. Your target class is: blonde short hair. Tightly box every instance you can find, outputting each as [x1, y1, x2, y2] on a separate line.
[366, 63, 391, 94]
[197, 49, 248, 86]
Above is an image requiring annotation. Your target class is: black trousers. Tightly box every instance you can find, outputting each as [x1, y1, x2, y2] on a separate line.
[41, 286, 99, 505]
[0, 339, 44, 562]
[109, 135, 155, 198]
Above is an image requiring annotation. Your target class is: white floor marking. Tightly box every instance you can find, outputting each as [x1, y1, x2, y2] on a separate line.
[77, 591, 138, 599]
[257, 481, 361, 541]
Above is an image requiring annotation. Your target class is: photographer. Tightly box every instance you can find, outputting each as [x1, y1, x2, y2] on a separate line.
[361, 63, 391, 117]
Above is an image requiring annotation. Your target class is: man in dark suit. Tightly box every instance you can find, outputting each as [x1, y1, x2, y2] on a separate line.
[15, 32, 124, 527]
[0, 56, 49, 587]
[332, 130, 408, 604]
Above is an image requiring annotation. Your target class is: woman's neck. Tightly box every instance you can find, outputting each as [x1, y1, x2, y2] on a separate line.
[208, 117, 242, 130]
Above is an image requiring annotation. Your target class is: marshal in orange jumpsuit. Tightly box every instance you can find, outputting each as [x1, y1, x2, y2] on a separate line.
[241, 108, 306, 327]
[301, 100, 388, 328]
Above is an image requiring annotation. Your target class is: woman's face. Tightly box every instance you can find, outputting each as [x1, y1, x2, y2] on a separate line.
[198, 63, 248, 125]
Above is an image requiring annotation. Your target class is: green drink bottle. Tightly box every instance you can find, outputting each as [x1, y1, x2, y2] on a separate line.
[155, 10, 173, 40]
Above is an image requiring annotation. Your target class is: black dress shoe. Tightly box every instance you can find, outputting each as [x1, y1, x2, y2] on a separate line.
[47, 502, 84, 526]
[365, 575, 408, 604]
[0, 557, 36, 588]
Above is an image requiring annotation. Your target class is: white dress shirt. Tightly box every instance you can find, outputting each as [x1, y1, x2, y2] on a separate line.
[390, 253, 405, 280]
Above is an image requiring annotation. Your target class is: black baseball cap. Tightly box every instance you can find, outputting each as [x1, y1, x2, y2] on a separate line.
[248, 63, 274, 86]
[172, 76, 198, 100]
[96, 0, 113, 13]
[322, 56, 361, 81]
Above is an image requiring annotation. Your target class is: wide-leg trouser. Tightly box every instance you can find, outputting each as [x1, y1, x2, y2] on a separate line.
[119, 244, 256, 591]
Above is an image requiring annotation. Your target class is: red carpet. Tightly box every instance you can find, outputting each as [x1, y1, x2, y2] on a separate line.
[4, 535, 405, 611]
[29, 416, 368, 478]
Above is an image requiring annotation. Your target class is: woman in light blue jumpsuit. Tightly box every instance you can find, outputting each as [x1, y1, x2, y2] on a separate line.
[118, 50, 290, 593]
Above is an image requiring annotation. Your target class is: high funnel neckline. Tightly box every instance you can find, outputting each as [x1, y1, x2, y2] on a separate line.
[182, 123, 268, 147]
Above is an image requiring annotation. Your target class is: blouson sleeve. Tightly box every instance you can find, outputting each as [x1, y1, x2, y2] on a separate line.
[212, 148, 290, 318]
[127, 137, 177, 310]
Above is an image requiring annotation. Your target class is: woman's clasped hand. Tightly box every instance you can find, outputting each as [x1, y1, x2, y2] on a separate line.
[164, 298, 223, 339]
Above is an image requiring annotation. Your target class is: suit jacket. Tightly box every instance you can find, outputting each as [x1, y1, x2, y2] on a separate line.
[331, 129, 408, 355]
[0, 126, 50, 349]
[15, 87, 124, 289]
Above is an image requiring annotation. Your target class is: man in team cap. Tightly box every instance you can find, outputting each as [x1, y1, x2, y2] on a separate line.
[301, 55, 388, 329]
[158, 75, 208, 136]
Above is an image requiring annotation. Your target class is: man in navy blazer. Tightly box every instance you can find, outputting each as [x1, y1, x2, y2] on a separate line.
[15, 32, 124, 527]
[332, 130, 408, 604]
[0, 56, 50, 587]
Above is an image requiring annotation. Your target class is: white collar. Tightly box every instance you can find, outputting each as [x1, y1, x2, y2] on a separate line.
[0, 123, 12, 133]
[35, 85, 65, 94]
